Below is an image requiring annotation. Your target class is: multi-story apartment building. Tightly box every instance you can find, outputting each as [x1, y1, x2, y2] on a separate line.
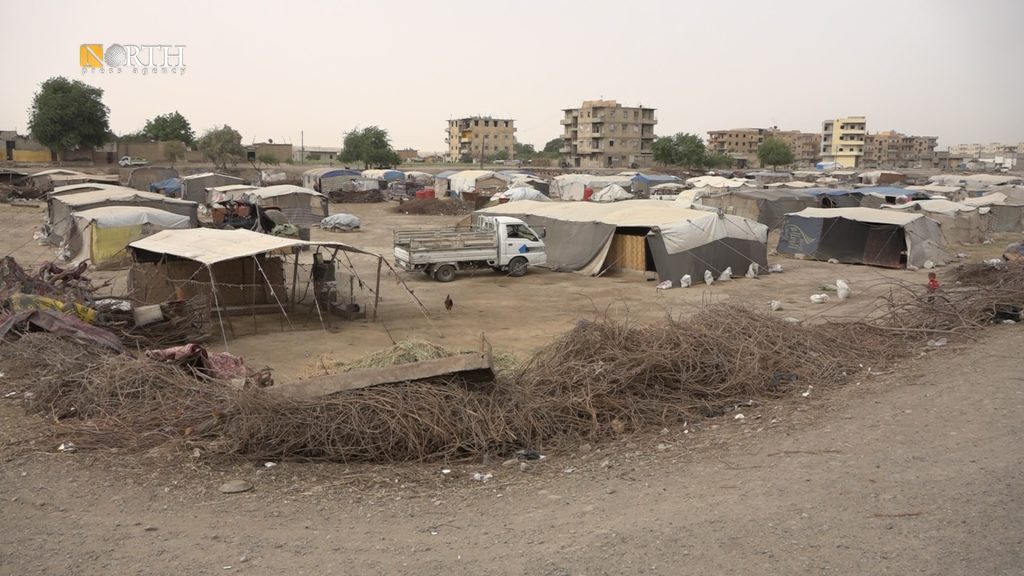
[948, 142, 1021, 158]
[445, 117, 516, 162]
[705, 127, 821, 168]
[821, 116, 867, 168]
[863, 130, 938, 167]
[560, 100, 656, 169]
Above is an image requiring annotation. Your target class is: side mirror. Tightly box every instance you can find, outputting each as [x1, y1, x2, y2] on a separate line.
[539, 227, 547, 238]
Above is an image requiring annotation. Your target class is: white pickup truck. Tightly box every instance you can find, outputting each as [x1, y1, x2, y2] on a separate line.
[394, 216, 547, 282]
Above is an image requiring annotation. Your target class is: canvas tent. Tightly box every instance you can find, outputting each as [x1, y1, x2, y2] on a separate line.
[962, 188, 1024, 232]
[48, 182, 121, 198]
[64, 206, 192, 269]
[590, 184, 634, 203]
[858, 171, 905, 186]
[881, 199, 986, 244]
[447, 170, 506, 195]
[126, 166, 179, 191]
[301, 168, 360, 194]
[475, 199, 768, 285]
[549, 174, 634, 200]
[684, 175, 750, 190]
[778, 207, 947, 268]
[491, 186, 549, 202]
[620, 172, 682, 196]
[698, 188, 861, 229]
[859, 186, 930, 208]
[47, 187, 199, 242]
[127, 228, 393, 343]
[361, 169, 405, 182]
[405, 171, 434, 186]
[432, 170, 460, 196]
[241, 185, 328, 228]
[180, 172, 245, 203]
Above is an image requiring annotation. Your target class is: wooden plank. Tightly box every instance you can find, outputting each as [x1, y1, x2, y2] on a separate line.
[276, 337, 495, 399]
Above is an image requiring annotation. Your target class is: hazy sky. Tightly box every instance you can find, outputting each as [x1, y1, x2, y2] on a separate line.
[2, 0, 1022, 153]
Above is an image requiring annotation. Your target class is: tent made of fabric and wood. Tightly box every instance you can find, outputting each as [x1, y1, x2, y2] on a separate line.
[47, 187, 199, 241]
[881, 199, 987, 244]
[475, 199, 768, 285]
[698, 188, 861, 229]
[778, 207, 947, 268]
[180, 172, 245, 203]
[65, 205, 193, 269]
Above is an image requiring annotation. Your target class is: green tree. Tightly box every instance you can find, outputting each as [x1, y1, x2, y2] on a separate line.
[339, 126, 401, 169]
[491, 149, 510, 161]
[704, 152, 735, 169]
[28, 77, 110, 163]
[757, 138, 796, 171]
[196, 125, 245, 170]
[163, 141, 187, 166]
[513, 142, 535, 159]
[542, 138, 562, 154]
[142, 111, 195, 146]
[257, 153, 279, 166]
[652, 133, 707, 169]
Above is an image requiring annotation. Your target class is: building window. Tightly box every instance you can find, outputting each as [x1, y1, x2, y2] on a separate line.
[609, 140, 615, 147]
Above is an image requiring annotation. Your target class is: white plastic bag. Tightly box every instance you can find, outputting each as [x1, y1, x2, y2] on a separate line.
[810, 294, 830, 304]
[718, 267, 732, 281]
[745, 263, 759, 279]
[704, 270, 714, 286]
[836, 279, 850, 301]
[680, 274, 692, 288]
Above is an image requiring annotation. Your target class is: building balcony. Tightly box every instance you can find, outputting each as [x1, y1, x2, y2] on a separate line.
[560, 118, 577, 126]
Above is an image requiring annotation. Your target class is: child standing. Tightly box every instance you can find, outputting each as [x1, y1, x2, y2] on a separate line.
[927, 271, 940, 292]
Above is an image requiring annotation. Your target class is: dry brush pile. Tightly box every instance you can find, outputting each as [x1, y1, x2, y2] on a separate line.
[3, 263, 1022, 463]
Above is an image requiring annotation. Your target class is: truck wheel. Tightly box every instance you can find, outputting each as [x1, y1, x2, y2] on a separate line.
[508, 257, 528, 277]
[433, 264, 456, 282]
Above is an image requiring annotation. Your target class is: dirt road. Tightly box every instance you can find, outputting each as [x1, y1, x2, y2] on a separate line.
[2, 326, 1021, 575]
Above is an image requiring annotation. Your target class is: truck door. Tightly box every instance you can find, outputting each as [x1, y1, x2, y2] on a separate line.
[502, 222, 547, 267]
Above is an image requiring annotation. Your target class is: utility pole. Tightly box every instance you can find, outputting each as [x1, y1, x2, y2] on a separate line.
[301, 130, 304, 163]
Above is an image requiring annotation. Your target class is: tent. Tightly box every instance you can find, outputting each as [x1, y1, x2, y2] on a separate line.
[48, 182, 122, 198]
[621, 172, 682, 195]
[684, 175, 750, 190]
[746, 171, 792, 187]
[405, 171, 434, 186]
[181, 172, 245, 203]
[47, 187, 198, 241]
[207, 184, 260, 204]
[778, 207, 947, 268]
[859, 186, 930, 208]
[881, 199, 986, 244]
[432, 169, 460, 196]
[126, 228, 400, 344]
[64, 206, 192, 269]
[241, 185, 328, 228]
[447, 170, 506, 195]
[125, 166, 179, 191]
[491, 186, 550, 202]
[549, 174, 633, 200]
[858, 170, 905, 186]
[301, 168, 361, 193]
[361, 169, 405, 182]
[149, 177, 183, 196]
[475, 199, 768, 285]
[962, 188, 1024, 232]
[590, 184, 634, 203]
[698, 188, 862, 229]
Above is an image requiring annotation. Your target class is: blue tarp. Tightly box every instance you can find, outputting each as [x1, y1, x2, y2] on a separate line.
[800, 188, 862, 197]
[434, 170, 459, 180]
[320, 169, 361, 178]
[631, 173, 682, 185]
[149, 177, 182, 197]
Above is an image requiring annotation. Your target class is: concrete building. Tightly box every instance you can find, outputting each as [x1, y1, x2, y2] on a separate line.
[246, 143, 293, 164]
[294, 146, 341, 163]
[705, 127, 820, 168]
[560, 100, 656, 169]
[948, 142, 1021, 158]
[821, 116, 867, 168]
[446, 117, 516, 162]
[863, 130, 938, 168]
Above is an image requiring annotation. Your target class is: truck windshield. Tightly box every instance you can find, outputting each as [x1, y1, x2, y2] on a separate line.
[506, 224, 539, 242]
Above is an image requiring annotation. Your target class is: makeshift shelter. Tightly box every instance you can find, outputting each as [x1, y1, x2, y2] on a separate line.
[881, 200, 986, 244]
[47, 187, 199, 242]
[496, 171, 549, 194]
[491, 186, 550, 202]
[339, 178, 381, 192]
[64, 206, 192, 269]
[361, 169, 405, 182]
[929, 174, 1022, 189]
[475, 200, 768, 285]
[432, 170, 460, 196]
[149, 177, 183, 197]
[549, 174, 634, 200]
[447, 170, 506, 196]
[301, 168, 360, 194]
[962, 188, 1024, 232]
[405, 171, 434, 186]
[766, 181, 817, 189]
[859, 186, 930, 208]
[698, 188, 861, 229]
[621, 172, 683, 196]
[746, 171, 793, 187]
[778, 207, 947, 268]
[127, 228, 392, 343]
[181, 172, 245, 203]
[905, 184, 964, 200]
[126, 166, 179, 191]
[858, 170, 905, 186]
[207, 184, 259, 204]
[48, 182, 121, 198]
[240, 185, 329, 229]
[590, 184, 634, 203]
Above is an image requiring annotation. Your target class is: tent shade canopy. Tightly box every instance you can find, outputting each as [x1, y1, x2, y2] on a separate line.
[128, 228, 376, 265]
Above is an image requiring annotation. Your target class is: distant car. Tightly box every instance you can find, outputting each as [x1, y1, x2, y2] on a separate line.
[118, 156, 148, 167]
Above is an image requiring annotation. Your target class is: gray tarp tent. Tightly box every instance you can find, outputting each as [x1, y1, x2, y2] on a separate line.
[180, 172, 245, 203]
[475, 200, 768, 285]
[699, 188, 861, 229]
[47, 187, 199, 241]
[778, 207, 947, 268]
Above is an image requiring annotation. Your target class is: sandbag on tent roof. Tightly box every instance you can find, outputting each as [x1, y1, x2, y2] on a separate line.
[180, 172, 245, 203]
[476, 199, 767, 285]
[590, 184, 633, 203]
[64, 206, 192, 269]
[778, 207, 947, 268]
[47, 187, 198, 242]
[241, 185, 328, 228]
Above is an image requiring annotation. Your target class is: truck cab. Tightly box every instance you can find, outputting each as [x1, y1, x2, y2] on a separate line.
[479, 216, 547, 270]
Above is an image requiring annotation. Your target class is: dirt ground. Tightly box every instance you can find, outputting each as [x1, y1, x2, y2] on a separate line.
[1, 199, 1022, 574]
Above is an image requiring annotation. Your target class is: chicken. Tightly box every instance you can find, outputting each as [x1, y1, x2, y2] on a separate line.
[444, 294, 453, 312]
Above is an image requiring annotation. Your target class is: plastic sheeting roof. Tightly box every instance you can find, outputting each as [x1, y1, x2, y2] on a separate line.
[361, 169, 404, 181]
[787, 207, 923, 226]
[73, 206, 192, 229]
[448, 170, 496, 193]
[245, 184, 325, 200]
[881, 199, 977, 216]
[128, 228, 375, 265]
[56, 188, 196, 208]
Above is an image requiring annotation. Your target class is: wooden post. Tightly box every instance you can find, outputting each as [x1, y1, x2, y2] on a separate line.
[372, 257, 382, 322]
